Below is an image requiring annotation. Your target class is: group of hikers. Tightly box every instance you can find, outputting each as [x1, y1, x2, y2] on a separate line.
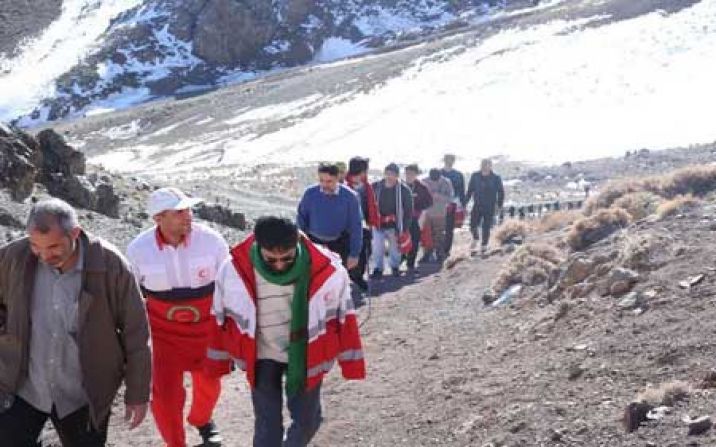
[298, 154, 505, 286]
[0, 153, 505, 447]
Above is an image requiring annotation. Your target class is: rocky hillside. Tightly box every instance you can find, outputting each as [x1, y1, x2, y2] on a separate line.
[0, 122, 247, 247]
[0, 0, 62, 57]
[1, 0, 539, 124]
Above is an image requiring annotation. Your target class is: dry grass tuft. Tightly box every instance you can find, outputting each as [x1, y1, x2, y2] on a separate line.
[636, 380, 691, 407]
[586, 165, 716, 216]
[567, 208, 631, 251]
[536, 210, 582, 234]
[655, 194, 701, 220]
[612, 192, 662, 220]
[493, 219, 531, 246]
[492, 243, 564, 294]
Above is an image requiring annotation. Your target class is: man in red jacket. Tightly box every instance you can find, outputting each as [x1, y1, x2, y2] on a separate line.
[206, 216, 365, 447]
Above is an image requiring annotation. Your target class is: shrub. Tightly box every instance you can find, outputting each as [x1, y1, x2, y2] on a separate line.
[536, 210, 582, 233]
[567, 208, 631, 251]
[612, 192, 662, 220]
[492, 243, 564, 293]
[655, 194, 701, 219]
[493, 219, 531, 246]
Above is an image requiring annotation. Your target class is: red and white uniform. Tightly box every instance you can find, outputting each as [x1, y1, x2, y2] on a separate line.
[127, 223, 229, 447]
[205, 234, 366, 390]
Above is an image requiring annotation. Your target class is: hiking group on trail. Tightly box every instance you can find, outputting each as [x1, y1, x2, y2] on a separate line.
[0, 154, 504, 447]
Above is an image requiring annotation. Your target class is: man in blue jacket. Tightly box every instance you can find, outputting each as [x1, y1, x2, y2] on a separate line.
[297, 163, 363, 271]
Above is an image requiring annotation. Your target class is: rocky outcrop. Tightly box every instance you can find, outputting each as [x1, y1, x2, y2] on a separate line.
[196, 202, 247, 230]
[0, 123, 39, 200]
[16, 0, 545, 123]
[193, 0, 278, 66]
[0, 0, 62, 57]
[0, 123, 121, 217]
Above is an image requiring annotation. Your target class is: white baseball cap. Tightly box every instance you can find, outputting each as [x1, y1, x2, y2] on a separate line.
[147, 187, 203, 217]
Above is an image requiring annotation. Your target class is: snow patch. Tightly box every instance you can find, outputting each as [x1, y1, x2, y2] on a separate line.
[314, 38, 369, 63]
[0, 0, 142, 121]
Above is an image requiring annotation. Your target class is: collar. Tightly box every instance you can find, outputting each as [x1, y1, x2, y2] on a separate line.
[155, 226, 190, 250]
[320, 186, 340, 196]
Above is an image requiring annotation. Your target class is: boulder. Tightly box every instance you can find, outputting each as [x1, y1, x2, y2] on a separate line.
[193, 0, 277, 66]
[0, 207, 23, 229]
[560, 256, 594, 287]
[195, 203, 246, 230]
[0, 124, 38, 201]
[36, 129, 85, 177]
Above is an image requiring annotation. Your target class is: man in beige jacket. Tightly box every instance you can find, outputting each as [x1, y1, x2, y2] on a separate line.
[0, 198, 151, 446]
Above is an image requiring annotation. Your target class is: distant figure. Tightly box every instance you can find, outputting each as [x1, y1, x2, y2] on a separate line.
[403, 164, 433, 272]
[439, 154, 466, 257]
[371, 163, 413, 278]
[335, 161, 347, 183]
[464, 159, 505, 254]
[0, 199, 150, 446]
[345, 156, 378, 291]
[422, 168, 454, 263]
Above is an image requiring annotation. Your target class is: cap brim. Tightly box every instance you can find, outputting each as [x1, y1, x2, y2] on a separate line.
[174, 197, 203, 210]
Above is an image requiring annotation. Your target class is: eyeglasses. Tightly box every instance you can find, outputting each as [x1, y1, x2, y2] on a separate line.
[262, 250, 296, 265]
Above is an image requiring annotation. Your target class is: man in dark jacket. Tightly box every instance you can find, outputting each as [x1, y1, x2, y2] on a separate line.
[403, 164, 433, 272]
[370, 163, 413, 278]
[0, 198, 151, 446]
[345, 157, 376, 291]
[463, 159, 505, 254]
[440, 154, 466, 257]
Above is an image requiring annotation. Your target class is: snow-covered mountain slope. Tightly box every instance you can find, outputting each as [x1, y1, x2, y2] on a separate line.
[0, 0, 536, 125]
[53, 0, 714, 178]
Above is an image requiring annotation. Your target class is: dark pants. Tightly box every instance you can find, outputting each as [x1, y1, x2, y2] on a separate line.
[252, 360, 322, 447]
[350, 228, 371, 285]
[471, 208, 495, 247]
[445, 206, 456, 256]
[406, 219, 421, 268]
[309, 233, 350, 265]
[309, 231, 370, 288]
[0, 397, 109, 447]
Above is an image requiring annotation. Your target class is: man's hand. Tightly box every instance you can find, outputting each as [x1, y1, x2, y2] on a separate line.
[125, 403, 148, 430]
[346, 257, 359, 270]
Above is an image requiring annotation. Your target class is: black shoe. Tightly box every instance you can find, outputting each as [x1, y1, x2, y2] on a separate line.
[370, 269, 383, 279]
[392, 269, 401, 277]
[197, 421, 222, 446]
[353, 277, 369, 292]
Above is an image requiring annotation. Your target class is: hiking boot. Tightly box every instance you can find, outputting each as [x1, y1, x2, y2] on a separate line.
[197, 421, 222, 446]
[353, 277, 369, 292]
[370, 269, 383, 279]
[480, 245, 488, 254]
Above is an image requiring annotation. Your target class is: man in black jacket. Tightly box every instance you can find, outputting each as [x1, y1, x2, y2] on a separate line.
[463, 159, 505, 254]
[440, 154, 465, 257]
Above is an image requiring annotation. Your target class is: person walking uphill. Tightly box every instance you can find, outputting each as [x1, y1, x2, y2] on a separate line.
[440, 154, 466, 257]
[0, 198, 151, 447]
[297, 163, 363, 273]
[127, 187, 229, 447]
[422, 168, 454, 263]
[345, 157, 378, 291]
[463, 159, 505, 254]
[205, 216, 366, 447]
[371, 163, 413, 278]
[404, 164, 433, 271]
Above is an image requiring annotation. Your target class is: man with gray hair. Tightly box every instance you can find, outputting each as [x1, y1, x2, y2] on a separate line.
[0, 198, 151, 446]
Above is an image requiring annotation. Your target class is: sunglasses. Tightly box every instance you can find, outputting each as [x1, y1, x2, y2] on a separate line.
[262, 250, 297, 265]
